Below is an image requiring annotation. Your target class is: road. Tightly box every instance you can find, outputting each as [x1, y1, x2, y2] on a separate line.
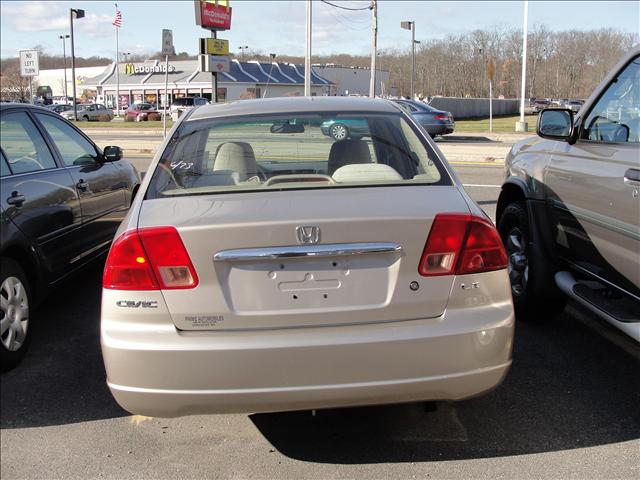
[1, 139, 638, 479]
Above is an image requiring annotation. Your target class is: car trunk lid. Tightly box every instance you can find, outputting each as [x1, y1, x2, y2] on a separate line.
[138, 185, 470, 330]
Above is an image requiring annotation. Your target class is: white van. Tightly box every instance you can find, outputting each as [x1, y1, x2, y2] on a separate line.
[169, 96, 209, 117]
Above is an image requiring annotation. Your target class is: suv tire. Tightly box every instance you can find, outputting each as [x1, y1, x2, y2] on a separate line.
[0, 258, 32, 371]
[498, 202, 566, 320]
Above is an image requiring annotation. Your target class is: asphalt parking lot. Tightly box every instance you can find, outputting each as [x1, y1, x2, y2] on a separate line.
[1, 139, 638, 479]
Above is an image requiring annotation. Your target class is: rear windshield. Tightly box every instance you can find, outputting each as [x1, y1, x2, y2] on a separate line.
[146, 112, 449, 198]
[173, 98, 192, 106]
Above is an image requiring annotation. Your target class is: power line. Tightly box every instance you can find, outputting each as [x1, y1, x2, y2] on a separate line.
[320, 2, 372, 31]
[320, 0, 372, 11]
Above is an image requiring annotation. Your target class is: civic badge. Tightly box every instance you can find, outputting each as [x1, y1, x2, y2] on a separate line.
[296, 225, 320, 244]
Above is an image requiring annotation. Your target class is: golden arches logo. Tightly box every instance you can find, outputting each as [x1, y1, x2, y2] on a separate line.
[124, 63, 135, 75]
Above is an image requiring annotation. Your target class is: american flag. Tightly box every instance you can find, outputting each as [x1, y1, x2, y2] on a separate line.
[112, 9, 122, 28]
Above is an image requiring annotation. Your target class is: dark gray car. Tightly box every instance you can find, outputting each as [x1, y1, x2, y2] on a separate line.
[392, 99, 455, 136]
[0, 103, 140, 370]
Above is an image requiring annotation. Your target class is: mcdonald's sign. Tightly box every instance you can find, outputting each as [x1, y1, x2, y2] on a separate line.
[195, 1, 232, 30]
[124, 63, 177, 75]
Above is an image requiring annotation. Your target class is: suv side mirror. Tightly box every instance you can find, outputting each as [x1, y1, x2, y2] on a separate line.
[103, 145, 123, 162]
[537, 108, 573, 141]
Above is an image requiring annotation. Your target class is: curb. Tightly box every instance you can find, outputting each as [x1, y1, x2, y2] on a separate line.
[123, 149, 156, 156]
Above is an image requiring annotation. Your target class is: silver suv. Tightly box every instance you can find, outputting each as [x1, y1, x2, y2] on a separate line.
[496, 47, 639, 341]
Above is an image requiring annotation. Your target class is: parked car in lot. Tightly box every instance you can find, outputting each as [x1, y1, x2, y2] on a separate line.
[320, 118, 370, 139]
[61, 104, 114, 122]
[496, 47, 640, 341]
[531, 99, 552, 113]
[1, 103, 140, 370]
[392, 99, 455, 137]
[565, 100, 585, 113]
[169, 96, 209, 117]
[46, 103, 73, 114]
[52, 96, 75, 105]
[125, 103, 160, 122]
[101, 96, 514, 417]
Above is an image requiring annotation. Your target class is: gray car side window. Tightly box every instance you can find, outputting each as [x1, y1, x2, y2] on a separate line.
[582, 56, 640, 143]
[35, 113, 100, 167]
[1, 151, 11, 177]
[0, 112, 57, 174]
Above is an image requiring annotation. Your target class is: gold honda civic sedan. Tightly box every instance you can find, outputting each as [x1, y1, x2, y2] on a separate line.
[101, 96, 514, 417]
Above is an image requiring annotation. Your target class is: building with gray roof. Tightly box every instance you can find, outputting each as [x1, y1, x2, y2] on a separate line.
[78, 59, 333, 108]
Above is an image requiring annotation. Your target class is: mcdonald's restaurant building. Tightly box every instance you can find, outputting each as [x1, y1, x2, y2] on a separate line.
[80, 59, 334, 108]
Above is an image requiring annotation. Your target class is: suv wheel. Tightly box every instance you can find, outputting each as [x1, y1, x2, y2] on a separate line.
[498, 202, 566, 320]
[0, 258, 32, 371]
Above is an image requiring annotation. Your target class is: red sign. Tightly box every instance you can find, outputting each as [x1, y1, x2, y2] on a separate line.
[195, 1, 232, 30]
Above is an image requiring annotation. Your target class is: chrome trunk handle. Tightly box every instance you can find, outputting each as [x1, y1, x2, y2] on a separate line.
[213, 242, 403, 262]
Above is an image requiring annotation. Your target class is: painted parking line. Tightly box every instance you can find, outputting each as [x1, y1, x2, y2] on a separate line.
[462, 184, 502, 188]
[449, 161, 504, 167]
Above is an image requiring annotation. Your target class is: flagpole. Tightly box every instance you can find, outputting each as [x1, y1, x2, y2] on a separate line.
[115, 3, 120, 117]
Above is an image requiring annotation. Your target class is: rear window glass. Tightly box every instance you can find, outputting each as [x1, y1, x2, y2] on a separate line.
[146, 112, 448, 198]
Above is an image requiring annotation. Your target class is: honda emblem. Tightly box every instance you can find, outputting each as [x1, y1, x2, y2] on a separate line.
[296, 225, 320, 244]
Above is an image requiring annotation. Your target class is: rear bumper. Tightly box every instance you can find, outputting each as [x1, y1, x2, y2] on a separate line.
[421, 123, 455, 135]
[102, 293, 514, 417]
[108, 362, 510, 417]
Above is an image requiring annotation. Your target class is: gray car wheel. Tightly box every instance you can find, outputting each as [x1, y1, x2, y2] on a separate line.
[0, 258, 31, 371]
[330, 123, 349, 140]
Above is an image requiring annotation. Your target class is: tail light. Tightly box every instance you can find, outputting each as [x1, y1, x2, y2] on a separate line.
[434, 113, 448, 120]
[103, 226, 199, 290]
[419, 214, 507, 277]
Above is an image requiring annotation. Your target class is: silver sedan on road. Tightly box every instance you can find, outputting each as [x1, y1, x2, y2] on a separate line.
[101, 97, 514, 417]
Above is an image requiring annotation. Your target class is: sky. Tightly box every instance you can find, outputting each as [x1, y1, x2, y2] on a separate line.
[1, 0, 638, 60]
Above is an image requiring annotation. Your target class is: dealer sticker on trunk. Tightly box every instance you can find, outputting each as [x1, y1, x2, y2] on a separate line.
[185, 315, 225, 327]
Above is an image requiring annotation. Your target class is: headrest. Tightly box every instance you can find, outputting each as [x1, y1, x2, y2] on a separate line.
[327, 138, 372, 176]
[213, 142, 258, 181]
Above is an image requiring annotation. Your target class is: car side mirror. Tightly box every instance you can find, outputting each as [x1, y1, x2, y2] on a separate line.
[103, 145, 123, 162]
[537, 108, 573, 141]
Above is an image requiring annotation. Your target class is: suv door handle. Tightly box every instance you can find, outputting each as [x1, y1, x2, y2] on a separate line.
[76, 179, 89, 190]
[624, 168, 640, 185]
[6, 191, 26, 206]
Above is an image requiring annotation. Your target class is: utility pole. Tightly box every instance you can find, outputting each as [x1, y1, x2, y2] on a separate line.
[305, 0, 312, 96]
[516, 0, 529, 132]
[369, 0, 377, 98]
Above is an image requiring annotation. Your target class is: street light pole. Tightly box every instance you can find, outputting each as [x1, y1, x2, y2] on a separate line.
[238, 45, 249, 59]
[401, 20, 416, 99]
[304, 0, 312, 96]
[516, 0, 529, 132]
[59, 34, 70, 103]
[69, 8, 85, 121]
[411, 21, 415, 99]
[369, 0, 377, 98]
